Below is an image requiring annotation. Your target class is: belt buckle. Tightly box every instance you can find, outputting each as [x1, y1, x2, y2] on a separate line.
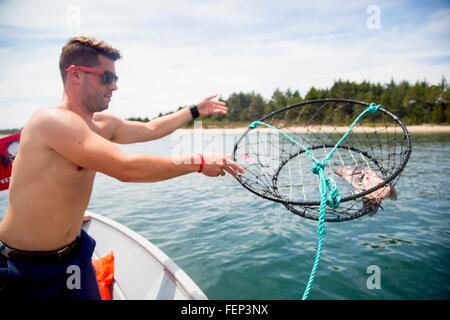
[56, 246, 70, 257]
[57, 246, 69, 254]
[56, 237, 78, 258]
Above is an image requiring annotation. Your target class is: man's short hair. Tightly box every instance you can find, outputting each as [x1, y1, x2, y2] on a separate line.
[59, 36, 121, 83]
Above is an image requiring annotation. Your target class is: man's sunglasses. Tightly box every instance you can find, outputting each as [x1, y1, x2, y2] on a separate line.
[65, 65, 119, 85]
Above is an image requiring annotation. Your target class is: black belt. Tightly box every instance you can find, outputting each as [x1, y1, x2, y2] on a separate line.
[0, 235, 81, 263]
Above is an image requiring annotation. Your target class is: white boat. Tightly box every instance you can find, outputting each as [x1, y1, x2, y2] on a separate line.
[82, 211, 207, 300]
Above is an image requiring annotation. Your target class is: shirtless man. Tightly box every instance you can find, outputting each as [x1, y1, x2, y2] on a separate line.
[0, 36, 244, 300]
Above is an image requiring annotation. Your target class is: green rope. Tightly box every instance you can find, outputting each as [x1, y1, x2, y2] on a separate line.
[249, 102, 380, 299]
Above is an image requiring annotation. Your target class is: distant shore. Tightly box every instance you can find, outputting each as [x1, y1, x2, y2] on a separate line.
[175, 125, 450, 134]
[2, 125, 450, 139]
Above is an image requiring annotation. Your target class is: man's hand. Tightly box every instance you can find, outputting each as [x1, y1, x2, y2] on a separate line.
[195, 94, 227, 117]
[197, 153, 245, 177]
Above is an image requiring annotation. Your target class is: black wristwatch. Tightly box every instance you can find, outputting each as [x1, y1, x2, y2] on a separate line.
[189, 105, 200, 119]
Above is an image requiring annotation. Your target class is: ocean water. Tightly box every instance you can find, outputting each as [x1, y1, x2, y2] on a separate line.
[1, 132, 449, 300]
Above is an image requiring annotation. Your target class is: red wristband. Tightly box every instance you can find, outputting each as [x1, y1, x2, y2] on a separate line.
[197, 153, 205, 173]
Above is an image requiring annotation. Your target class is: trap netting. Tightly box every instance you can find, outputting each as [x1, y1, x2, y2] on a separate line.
[233, 99, 412, 222]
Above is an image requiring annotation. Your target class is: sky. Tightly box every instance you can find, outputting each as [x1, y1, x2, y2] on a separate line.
[0, 0, 449, 129]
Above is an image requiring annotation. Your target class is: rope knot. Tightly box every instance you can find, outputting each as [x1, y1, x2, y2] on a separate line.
[367, 103, 380, 113]
[326, 179, 341, 208]
[311, 162, 325, 175]
[327, 182, 341, 208]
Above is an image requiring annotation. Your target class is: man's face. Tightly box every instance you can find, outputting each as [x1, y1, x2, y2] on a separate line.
[81, 55, 118, 113]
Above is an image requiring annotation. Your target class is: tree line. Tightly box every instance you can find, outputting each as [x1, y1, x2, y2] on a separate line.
[133, 77, 449, 126]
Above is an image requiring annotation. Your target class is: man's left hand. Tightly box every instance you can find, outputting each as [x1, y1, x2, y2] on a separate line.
[195, 94, 227, 116]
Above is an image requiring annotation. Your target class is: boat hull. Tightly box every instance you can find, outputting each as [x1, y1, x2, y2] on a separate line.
[82, 211, 207, 300]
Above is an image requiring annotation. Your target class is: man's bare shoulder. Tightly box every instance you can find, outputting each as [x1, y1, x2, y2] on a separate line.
[25, 107, 89, 144]
[93, 111, 123, 129]
[93, 111, 121, 121]
[92, 112, 123, 140]
[30, 107, 83, 127]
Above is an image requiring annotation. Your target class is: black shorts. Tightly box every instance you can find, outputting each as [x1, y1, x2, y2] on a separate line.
[0, 229, 101, 300]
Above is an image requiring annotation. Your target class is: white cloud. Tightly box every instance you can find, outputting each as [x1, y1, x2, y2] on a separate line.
[0, 0, 449, 128]
[420, 7, 450, 34]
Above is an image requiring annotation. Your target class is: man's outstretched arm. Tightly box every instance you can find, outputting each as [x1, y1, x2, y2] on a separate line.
[37, 108, 243, 182]
[99, 94, 227, 144]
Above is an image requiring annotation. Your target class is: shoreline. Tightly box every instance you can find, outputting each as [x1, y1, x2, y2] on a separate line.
[1, 125, 450, 139]
[175, 125, 450, 134]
